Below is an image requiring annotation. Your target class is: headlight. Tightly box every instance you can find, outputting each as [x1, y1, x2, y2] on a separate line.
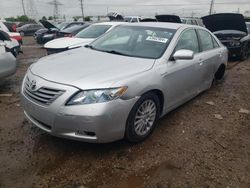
[66, 87, 128, 105]
[229, 40, 241, 47]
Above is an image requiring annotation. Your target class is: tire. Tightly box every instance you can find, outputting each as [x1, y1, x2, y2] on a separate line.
[239, 43, 248, 61]
[125, 92, 160, 143]
[20, 31, 25, 37]
[215, 64, 225, 81]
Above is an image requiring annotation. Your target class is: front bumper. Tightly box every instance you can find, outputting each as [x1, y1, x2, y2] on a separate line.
[21, 72, 138, 143]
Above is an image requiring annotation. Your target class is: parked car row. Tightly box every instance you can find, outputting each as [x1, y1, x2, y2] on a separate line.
[21, 21, 228, 143]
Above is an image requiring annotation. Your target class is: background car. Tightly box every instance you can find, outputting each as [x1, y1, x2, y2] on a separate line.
[34, 20, 86, 44]
[0, 41, 16, 80]
[202, 13, 250, 60]
[16, 24, 44, 36]
[3, 22, 17, 32]
[55, 24, 91, 38]
[181, 17, 204, 26]
[0, 21, 23, 45]
[0, 30, 21, 57]
[155, 15, 182, 23]
[22, 23, 228, 143]
[124, 16, 141, 23]
[44, 22, 122, 55]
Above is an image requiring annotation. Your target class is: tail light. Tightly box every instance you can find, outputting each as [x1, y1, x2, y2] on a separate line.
[12, 24, 17, 32]
[10, 36, 23, 44]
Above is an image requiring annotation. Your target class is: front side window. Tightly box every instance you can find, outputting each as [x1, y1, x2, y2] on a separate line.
[89, 26, 176, 59]
[198, 30, 214, 51]
[175, 29, 199, 53]
[76, 25, 111, 38]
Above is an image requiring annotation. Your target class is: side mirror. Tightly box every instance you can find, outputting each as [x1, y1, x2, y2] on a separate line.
[173, 49, 194, 60]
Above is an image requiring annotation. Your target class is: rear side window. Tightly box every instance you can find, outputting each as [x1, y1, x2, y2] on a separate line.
[175, 29, 199, 54]
[198, 30, 214, 51]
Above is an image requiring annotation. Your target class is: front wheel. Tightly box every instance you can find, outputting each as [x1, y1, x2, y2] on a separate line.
[239, 43, 249, 61]
[20, 31, 25, 37]
[125, 92, 160, 143]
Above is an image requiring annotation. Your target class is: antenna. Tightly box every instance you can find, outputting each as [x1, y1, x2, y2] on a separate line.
[27, 0, 38, 20]
[48, 0, 63, 21]
[209, 0, 215, 15]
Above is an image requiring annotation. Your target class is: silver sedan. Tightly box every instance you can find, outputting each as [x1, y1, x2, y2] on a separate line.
[21, 22, 228, 143]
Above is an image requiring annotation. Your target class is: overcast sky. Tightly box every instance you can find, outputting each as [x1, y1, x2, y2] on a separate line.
[0, 0, 250, 19]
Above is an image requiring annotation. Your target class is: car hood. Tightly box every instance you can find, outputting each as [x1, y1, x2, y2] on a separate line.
[155, 15, 181, 23]
[44, 37, 94, 49]
[202, 13, 248, 33]
[30, 47, 155, 89]
[39, 20, 58, 30]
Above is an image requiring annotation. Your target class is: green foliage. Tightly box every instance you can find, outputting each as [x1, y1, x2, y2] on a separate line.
[48, 16, 53, 20]
[84, 16, 91, 21]
[5, 15, 33, 22]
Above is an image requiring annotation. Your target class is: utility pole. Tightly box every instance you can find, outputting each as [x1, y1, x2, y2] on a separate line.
[209, 0, 214, 15]
[21, 0, 26, 15]
[79, 0, 84, 21]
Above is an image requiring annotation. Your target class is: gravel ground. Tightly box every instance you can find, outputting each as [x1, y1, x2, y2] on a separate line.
[0, 37, 249, 188]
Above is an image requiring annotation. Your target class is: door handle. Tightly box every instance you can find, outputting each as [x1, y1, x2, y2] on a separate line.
[199, 58, 203, 66]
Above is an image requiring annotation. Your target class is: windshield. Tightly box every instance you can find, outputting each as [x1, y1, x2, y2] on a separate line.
[89, 26, 176, 59]
[56, 22, 68, 30]
[75, 25, 112, 38]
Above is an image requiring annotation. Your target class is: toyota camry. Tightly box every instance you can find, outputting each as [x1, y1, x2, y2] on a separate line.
[21, 22, 228, 143]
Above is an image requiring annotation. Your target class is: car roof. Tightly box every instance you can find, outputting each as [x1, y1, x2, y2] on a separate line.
[92, 22, 125, 26]
[119, 22, 192, 30]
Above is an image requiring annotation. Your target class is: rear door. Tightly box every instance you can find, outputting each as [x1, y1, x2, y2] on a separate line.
[196, 29, 223, 91]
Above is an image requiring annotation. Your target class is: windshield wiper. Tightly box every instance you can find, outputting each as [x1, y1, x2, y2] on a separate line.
[85, 44, 95, 49]
[104, 50, 130, 56]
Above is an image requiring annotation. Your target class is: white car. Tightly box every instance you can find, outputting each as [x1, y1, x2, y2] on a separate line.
[44, 22, 123, 55]
[0, 30, 21, 57]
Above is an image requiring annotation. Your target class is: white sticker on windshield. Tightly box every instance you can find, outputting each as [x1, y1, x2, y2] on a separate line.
[146, 36, 169, 43]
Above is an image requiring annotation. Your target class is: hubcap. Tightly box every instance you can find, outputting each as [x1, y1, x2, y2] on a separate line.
[134, 100, 157, 136]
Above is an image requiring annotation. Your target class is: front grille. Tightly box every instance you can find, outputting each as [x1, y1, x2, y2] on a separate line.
[24, 77, 65, 105]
